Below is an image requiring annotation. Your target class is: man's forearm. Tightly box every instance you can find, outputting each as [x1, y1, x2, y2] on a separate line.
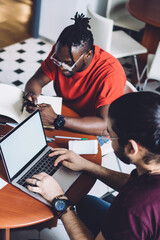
[64, 116, 108, 136]
[61, 208, 94, 240]
[83, 159, 130, 191]
[25, 67, 51, 96]
[25, 78, 42, 97]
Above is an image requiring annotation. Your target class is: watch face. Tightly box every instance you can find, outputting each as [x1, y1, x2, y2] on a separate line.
[55, 200, 67, 212]
[54, 115, 65, 129]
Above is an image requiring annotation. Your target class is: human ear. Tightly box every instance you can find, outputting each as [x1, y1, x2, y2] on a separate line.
[125, 139, 139, 156]
[83, 50, 93, 65]
[86, 49, 93, 59]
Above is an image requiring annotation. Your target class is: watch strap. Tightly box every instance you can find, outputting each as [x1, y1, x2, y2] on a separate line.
[58, 205, 75, 219]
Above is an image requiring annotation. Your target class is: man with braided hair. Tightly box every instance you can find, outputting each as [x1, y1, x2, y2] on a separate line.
[24, 13, 126, 135]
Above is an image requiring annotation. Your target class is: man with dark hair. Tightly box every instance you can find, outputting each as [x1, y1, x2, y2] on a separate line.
[24, 13, 126, 136]
[27, 91, 160, 239]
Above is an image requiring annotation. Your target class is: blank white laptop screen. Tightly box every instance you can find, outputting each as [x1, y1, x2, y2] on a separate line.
[0, 111, 46, 179]
[0, 110, 81, 206]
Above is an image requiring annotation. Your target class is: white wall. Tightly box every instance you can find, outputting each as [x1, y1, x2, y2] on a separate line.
[39, 0, 107, 42]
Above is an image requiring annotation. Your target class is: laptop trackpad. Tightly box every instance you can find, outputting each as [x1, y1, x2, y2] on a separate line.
[53, 166, 81, 192]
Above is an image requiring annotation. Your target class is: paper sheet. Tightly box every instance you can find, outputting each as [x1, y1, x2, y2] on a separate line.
[69, 140, 98, 154]
[0, 178, 8, 190]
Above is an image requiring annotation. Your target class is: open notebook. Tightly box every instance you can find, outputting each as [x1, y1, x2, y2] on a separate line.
[0, 83, 62, 123]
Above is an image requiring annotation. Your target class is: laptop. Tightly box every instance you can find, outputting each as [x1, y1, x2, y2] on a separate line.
[0, 109, 81, 206]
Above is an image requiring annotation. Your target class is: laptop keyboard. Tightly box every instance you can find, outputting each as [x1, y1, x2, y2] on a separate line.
[17, 149, 59, 188]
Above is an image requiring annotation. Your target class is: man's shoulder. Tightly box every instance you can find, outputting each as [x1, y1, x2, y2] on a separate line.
[94, 45, 123, 70]
[120, 173, 160, 211]
[94, 45, 116, 60]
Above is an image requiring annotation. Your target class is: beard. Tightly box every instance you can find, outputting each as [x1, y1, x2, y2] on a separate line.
[61, 69, 74, 77]
[114, 144, 131, 165]
[61, 60, 86, 77]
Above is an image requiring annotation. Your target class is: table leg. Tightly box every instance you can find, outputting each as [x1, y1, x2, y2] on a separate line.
[0, 229, 10, 240]
[139, 24, 160, 72]
[142, 24, 160, 54]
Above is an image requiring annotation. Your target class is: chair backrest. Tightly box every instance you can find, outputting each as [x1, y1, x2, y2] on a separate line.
[87, 4, 113, 51]
[124, 80, 137, 94]
[147, 42, 160, 81]
[106, 0, 128, 18]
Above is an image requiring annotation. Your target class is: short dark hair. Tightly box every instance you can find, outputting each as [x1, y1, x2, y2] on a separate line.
[56, 12, 94, 61]
[108, 92, 160, 156]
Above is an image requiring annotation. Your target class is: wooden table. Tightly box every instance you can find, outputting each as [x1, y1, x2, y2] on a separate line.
[127, 0, 160, 83]
[0, 105, 101, 240]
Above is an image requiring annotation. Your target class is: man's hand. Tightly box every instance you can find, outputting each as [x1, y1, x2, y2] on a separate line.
[23, 92, 38, 113]
[49, 148, 88, 171]
[38, 103, 57, 126]
[26, 172, 64, 202]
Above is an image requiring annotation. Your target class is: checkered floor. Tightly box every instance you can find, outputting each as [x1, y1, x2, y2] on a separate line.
[0, 37, 160, 95]
[0, 38, 55, 96]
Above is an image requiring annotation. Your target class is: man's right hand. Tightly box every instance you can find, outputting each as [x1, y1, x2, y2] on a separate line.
[49, 148, 88, 172]
[23, 92, 38, 113]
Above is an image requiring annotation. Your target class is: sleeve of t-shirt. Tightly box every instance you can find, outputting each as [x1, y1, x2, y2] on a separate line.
[95, 67, 126, 108]
[41, 45, 56, 80]
[101, 208, 151, 240]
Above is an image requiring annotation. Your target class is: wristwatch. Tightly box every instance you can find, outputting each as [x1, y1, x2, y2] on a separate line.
[53, 115, 65, 130]
[51, 195, 71, 218]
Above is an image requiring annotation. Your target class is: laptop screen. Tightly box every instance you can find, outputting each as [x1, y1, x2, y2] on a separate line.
[0, 110, 47, 179]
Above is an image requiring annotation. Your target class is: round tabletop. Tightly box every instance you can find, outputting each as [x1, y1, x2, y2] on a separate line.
[0, 106, 101, 230]
[127, 0, 160, 84]
[127, 0, 160, 27]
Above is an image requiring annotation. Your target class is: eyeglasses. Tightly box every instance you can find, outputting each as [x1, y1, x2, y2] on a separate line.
[99, 136, 119, 144]
[105, 136, 119, 141]
[50, 51, 86, 72]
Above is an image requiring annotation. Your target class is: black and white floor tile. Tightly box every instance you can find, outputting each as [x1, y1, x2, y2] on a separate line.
[0, 37, 159, 95]
[0, 38, 56, 96]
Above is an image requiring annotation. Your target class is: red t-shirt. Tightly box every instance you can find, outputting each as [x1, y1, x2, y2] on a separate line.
[41, 45, 126, 116]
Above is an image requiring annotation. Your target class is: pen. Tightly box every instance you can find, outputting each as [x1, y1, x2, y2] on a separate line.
[53, 136, 88, 140]
[0, 122, 6, 125]
[23, 96, 39, 107]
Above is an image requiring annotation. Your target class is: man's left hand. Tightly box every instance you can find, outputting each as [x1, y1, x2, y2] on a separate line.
[26, 172, 64, 202]
[38, 103, 57, 126]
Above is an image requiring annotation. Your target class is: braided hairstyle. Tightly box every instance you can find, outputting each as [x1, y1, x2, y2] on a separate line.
[57, 12, 94, 61]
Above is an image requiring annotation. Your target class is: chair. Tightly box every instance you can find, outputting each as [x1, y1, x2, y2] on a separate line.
[142, 42, 160, 91]
[106, 0, 145, 32]
[87, 4, 147, 86]
[124, 79, 137, 94]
